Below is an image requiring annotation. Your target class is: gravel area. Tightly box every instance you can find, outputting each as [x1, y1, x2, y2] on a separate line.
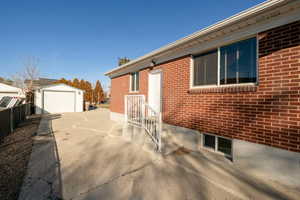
[0, 115, 41, 200]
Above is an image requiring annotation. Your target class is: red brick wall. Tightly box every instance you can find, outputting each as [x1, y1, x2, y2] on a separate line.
[110, 68, 148, 113]
[110, 21, 300, 152]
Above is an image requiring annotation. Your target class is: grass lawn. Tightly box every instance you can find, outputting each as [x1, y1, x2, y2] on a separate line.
[0, 115, 41, 200]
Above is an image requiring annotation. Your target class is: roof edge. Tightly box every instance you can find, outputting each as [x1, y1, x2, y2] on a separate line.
[39, 83, 84, 92]
[104, 0, 290, 76]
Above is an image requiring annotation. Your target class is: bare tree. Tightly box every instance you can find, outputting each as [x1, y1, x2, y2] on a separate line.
[11, 56, 40, 103]
[11, 73, 25, 89]
[23, 56, 39, 91]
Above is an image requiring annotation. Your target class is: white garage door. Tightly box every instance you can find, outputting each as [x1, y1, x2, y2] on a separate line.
[43, 91, 75, 113]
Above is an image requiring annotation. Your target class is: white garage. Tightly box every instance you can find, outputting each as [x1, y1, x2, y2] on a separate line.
[35, 84, 84, 114]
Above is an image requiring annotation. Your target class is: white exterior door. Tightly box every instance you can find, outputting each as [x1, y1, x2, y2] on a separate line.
[43, 91, 75, 113]
[148, 70, 162, 113]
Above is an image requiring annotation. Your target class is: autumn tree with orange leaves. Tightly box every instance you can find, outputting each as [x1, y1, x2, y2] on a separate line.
[93, 80, 104, 104]
[55, 78, 105, 104]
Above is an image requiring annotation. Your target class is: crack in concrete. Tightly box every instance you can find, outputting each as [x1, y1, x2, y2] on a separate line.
[71, 158, 160, 199]
[165, 157, 246, 200]
[22, 176, 62, 200]
[38, 167, 62, 199]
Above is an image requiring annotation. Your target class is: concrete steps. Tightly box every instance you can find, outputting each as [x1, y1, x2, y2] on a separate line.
[121, 124, 180, 156]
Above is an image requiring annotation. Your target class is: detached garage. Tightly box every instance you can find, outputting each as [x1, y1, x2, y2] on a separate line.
[35, 84, 84, 114]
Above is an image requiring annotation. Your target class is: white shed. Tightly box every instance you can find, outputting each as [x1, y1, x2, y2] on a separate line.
[35, 83, 84, 114]
[0, 83, 25, 99]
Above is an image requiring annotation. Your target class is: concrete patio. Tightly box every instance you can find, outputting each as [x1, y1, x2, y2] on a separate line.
[18, 109, 300, 200]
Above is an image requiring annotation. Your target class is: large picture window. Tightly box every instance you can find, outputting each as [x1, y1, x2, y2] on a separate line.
[193, 50, 218, 86]
[192, 37, 257, 88]
[130, 71, 139, 92]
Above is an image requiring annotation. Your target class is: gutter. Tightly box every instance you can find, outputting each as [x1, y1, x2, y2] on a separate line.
[104, 0, 291, 76]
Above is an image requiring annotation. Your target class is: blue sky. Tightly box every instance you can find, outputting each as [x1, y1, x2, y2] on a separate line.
[0, 0, 265, 89]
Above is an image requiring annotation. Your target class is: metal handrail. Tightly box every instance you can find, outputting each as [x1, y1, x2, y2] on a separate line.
[125, 95, 162, 152]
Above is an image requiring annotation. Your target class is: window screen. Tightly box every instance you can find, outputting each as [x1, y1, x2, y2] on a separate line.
[220, 37, 257, 84]
[131, 73, 135, 91]
[217, 137, 232, 156]
[193, 50, 218, 86]
[136, 71, 139, 91]
[130, 72, 139, 91]
[203, 134, 216, 149]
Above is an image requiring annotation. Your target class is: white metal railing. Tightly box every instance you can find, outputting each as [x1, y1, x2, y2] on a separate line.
[125, 95, 162, 152]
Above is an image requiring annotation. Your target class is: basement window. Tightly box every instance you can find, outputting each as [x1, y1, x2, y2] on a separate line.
[203, 134, 216, 149]
[217, 137, 232, 156]
[203, 133, 232, 157]
[130, 71, 139, 92]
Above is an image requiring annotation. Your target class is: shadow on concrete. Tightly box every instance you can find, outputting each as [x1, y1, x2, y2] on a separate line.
[18, 114, 64, 200]
[165, 149, 299, 200]
[18, 109, 300, 200]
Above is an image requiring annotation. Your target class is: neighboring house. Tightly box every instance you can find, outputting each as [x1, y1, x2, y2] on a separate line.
[0, 77, 14, 86]
[25, 77, 58, 89]
[0, 83, 25, 99]
[35, 83, 84, 114]
[105, 0, 300, 186]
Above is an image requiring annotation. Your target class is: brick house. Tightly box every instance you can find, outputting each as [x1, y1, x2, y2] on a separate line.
[105, 0, 300, 186]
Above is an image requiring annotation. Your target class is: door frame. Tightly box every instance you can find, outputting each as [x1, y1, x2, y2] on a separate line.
[148, 69, 163, 113]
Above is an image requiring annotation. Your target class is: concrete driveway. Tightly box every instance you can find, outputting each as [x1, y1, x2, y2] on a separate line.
[19, 109, 300, 200]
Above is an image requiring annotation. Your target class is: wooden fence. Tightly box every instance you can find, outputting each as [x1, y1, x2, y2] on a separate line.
[0, 103, 32, 141]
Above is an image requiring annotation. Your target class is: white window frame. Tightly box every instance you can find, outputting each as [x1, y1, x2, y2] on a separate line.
[190, 35, 258, 90]
[201, 133, 233, 158]
[129, 71, 139, 93]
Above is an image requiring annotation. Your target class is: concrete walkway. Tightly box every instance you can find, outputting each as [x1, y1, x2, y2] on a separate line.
[19, 109, 300, 200]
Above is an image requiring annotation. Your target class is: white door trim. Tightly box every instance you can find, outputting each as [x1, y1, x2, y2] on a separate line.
[148, 69, 163, 113]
